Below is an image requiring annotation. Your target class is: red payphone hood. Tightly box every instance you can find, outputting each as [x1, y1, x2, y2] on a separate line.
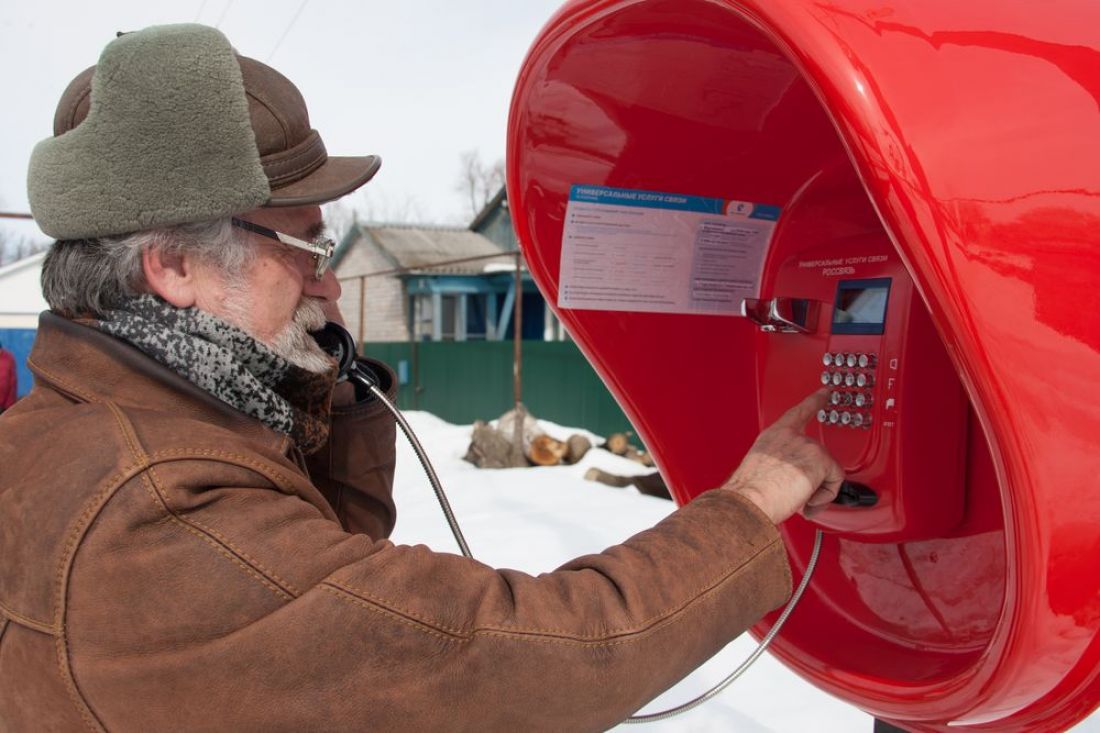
[507, 1, 1100, 730]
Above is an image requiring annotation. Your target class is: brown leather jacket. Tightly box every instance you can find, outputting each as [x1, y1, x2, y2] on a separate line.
[0, 314, 792, 732]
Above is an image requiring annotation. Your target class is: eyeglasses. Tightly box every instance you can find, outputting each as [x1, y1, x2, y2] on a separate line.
[230, 217, 335, 280]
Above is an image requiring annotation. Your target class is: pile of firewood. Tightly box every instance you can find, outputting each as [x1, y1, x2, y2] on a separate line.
[464, 405, 593, 469]
[462, 407, 671, 500]
[463, 407, 659, 471]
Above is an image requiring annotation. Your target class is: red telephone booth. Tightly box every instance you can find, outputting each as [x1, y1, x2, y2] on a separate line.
[507, 1, 1100, 730]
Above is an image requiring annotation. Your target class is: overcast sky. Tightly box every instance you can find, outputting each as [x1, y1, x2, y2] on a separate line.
[0, 0, 565, 245]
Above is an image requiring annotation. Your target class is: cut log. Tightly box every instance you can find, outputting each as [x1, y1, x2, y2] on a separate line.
[583, 467, 633, 488]
[621, 447, 655, 467]
[564, 434, 592, 464]
[631, 472, 671, 500]
[583, 468, 672, 501]
[605, 432, 630, 456]
[527, 434, 567, 466]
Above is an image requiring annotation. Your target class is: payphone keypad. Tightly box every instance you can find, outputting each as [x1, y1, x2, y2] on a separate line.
[817, 351, 877, 429]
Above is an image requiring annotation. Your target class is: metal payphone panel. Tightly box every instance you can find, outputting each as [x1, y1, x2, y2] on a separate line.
[755, 201, 969, 541]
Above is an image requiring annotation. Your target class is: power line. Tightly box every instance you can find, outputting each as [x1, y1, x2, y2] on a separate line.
[193, 0, 210, 22]
[214, 0, 234, 29]
[267, 0, 309, 62]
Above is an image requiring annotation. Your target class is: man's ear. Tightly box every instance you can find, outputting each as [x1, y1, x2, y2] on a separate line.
[141, 246, 198, 308]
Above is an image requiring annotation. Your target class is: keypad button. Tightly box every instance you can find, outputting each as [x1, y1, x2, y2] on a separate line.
[852, 413, 865, 427]
[822, 353, 834, 366]
[821, 371, 832, 385]
[854, 392, 872, 408]
[842, 392, 853, 406]
[858, 353, 877, 368]
[828, 409, 840, 424]
[844, 372, 856, 387]
[830, 391, 843, 405]
[817, 409, 828, 423]
[840, 411, 852, 425]
[845, 353, 858, 368]
[856, 373, 874, 388]
[832, 372, 843, 386]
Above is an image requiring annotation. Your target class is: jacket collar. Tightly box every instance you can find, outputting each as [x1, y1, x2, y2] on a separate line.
[27, 311, 290, 452]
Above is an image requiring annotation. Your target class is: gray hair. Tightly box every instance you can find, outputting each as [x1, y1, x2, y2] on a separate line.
[41, 218, 256, 318]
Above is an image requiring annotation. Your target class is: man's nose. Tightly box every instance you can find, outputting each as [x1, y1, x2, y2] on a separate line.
[302, 267, 342, 301]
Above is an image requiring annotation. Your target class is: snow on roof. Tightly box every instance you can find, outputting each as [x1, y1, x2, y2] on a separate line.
[338, 223, 515, 276]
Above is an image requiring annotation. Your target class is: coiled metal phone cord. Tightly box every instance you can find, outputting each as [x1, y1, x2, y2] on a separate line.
[622, 529, 823, 724]
[362, 379, 474, 559]
[313, 321, 473, 559]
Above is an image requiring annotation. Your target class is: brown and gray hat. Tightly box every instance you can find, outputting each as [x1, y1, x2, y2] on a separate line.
[27, 23, 380, 240]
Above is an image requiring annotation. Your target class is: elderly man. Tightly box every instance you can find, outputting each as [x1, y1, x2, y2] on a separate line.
[0, 24, 842, 732]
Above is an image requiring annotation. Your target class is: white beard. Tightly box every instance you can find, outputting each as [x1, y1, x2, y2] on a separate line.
[220, 292, 335, 374]
[268, 297, 335, 374]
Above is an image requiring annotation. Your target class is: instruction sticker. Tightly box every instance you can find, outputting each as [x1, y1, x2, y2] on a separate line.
[558, 185, 780, 315]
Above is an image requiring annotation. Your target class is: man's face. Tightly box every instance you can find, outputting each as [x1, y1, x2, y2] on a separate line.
[190, 205, 342, 371]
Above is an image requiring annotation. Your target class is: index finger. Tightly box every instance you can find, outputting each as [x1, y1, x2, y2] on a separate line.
[773, 388, 829, 430]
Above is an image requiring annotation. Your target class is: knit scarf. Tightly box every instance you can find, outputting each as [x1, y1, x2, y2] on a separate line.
[98, 295, 335, 454]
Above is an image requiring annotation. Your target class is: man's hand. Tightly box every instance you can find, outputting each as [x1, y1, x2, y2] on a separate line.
[722, 390, 844, 524]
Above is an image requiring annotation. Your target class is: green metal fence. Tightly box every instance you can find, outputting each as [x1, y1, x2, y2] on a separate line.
[361, 341, 634, 438]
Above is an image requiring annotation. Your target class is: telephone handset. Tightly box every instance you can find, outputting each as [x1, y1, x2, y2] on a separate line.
[310, 321, 363, 384]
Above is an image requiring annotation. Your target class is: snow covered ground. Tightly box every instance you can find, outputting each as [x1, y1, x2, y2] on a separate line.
[386, 411, 1100, 732]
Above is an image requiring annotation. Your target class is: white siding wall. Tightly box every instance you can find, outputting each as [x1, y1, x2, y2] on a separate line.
[0, 253, 48, 328]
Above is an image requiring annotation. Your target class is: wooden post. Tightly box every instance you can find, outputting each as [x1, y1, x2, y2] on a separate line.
[411, 337, 421, 410]
[432, 292, 443, 342]
[457, 294, 467, 342]
[511, 251, 525, 463]
[358, 275, 367, 347]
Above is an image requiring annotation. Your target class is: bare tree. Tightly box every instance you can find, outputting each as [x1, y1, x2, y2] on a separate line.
[454, 149, 504, 221]
[0, 232, 48, 267]
[320, 198, 360, 244]
[0, 202, 49, 266]
[322, 189, 427, 242]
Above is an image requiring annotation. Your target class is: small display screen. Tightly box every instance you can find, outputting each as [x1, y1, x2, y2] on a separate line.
[831, 278, 892, 335]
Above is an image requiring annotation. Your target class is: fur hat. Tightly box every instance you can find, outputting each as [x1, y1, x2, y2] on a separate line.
[28, 24, 380, 240]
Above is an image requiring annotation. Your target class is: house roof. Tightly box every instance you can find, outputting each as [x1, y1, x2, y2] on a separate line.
[334, 221, 516, 277]
[469, 187, 506, 233]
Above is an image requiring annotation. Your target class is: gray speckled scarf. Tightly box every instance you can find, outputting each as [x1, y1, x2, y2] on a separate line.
[98, 295, 335, 454]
